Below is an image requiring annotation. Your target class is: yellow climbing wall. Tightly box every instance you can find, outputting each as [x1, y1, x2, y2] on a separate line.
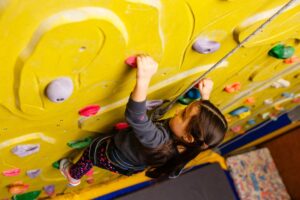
[0, 0, 300, 199]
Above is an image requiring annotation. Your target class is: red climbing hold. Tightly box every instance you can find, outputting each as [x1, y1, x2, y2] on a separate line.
[125, 56, 137, 68]
[114, 122, 129, 131]
[224, 82, 241, 93]
[79, 105, 100, 117]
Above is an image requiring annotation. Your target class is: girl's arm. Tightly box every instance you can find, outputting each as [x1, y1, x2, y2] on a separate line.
[125, 56, 170, 148]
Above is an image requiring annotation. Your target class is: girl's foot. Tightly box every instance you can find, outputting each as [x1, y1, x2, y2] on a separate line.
[59, 159, 81, 186]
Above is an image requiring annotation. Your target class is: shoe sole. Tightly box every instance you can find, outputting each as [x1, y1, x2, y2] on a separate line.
[60, 159, 81, 187]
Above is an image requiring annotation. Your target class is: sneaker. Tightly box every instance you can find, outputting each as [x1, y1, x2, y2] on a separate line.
[60, 159, 81, 186]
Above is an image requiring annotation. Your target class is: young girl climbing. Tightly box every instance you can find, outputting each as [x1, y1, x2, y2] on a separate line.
[60, 55, 228, 186]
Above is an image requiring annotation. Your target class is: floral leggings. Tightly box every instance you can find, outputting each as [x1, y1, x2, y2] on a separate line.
[69, 138, 121, 180]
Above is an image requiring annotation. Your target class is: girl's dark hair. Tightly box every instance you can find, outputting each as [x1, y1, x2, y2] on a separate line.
[145, 100, 228, 178]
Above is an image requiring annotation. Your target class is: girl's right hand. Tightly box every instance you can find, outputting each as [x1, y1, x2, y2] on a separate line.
[136, 55, 158, 82]
[198, 78, 214, 100]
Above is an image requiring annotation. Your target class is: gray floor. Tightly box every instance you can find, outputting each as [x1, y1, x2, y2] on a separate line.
[118, 163, 237, 200]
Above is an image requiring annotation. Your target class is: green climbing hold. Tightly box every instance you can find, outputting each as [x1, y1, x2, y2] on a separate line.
[178, 96, 194, 105]
[52, 161, 60, 169]
[268, 44, 295, 59]
[12, 190, 41, 200]
[67, 137, 92, 149]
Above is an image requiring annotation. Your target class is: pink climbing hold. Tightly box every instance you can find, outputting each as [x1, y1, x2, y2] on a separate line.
[125, 56, 137, 68]
[2, 168, 21, 177]
[230, 125, 243, 133]
[224, 82, 241, 93]
[292, 97, 300, 103]
[114, 122, 129, 131]
[79, 105, 100, 117]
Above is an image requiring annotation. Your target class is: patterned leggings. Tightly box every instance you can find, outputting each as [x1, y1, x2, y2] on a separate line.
[69, 139, 120, 180]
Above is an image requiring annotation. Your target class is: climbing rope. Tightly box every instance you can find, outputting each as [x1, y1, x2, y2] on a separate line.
[151, 0, 298, 121]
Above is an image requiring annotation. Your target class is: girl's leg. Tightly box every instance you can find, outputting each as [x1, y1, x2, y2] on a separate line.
[69, 148, 93, 180]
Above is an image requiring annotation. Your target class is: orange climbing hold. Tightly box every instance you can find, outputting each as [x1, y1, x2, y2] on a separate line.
[125, 56, 137, 68]
[7, 181, 29, 195]
[224, 82, 241, 93]
[244, 97, 255, 105]
[283, 56, 300, 64]
[79, 105, 100, 117]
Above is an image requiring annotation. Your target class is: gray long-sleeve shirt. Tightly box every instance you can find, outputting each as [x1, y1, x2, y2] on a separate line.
[110, 97, 173, 168]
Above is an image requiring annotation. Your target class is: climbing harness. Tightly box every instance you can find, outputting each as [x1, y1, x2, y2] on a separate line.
[151, 0, 298, 121]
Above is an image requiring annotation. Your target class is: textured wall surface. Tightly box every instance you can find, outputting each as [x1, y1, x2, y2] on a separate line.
[0, 0, 300, 199]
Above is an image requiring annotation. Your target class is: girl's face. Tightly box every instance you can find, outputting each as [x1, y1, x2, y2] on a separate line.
[169, 101, 200, 143]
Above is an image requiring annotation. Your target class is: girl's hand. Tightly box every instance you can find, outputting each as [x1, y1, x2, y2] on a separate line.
[136, 55, 158, 82]
[198, 78, 214, 100]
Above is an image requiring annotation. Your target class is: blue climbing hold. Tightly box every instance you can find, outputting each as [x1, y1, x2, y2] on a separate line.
[229, 106, 250, 116]
[186, 88, 201, 99]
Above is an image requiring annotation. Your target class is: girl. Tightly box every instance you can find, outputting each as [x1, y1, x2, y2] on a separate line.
[60, 55, 228, 186]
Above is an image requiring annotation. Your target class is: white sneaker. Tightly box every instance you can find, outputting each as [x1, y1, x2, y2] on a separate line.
[60, 159, 81, 186]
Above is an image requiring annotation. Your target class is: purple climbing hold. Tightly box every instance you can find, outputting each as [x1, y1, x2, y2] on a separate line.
[26, 169, 41, 178]
[192, 38, 220, 54]
[44, 185, 55, 196]
[11, 144, 40, 157]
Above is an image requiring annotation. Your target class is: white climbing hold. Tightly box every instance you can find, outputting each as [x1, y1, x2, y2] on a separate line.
[271, 79, 290, 88]
[192, 38, 220, 54]
[11, 144, 40, 157]
[46, 77, 74, 103]
[264, 99, 273, 105]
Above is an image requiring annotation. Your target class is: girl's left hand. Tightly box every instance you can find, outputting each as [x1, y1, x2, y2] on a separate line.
[198, 78, 214, 100]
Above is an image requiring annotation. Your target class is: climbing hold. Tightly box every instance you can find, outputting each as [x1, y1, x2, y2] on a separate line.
[269, 113, 278, 121]
[284, 56, 299, 64]
[230, 125, 243, 133]
[178, 96, 194, 105]
[247, 119, 256, 125]
[12, 190, 41, 200]
[274, 104, 284, 111]
[7, 181, 29, 195]
[238, 110, 251, 119]
[79, 105, 100, 117]
[264, 99, 273, 105]
[292, 97, 300, 103]
[146, 100, 164, 110]
[44, 185, 55, 197]
[244, 97, 255, 105]
[281, 92, 294, 98]
[268, 44, 295, 59]
[229, 106, 250, 116]
[224, 82, 241, 93]
[2, 169, 21, 177]
[11, 144, 40, 157]
[52, 161, 60, 169]
[192, 38, 220, 54]
[125, 56, 137, 68]
[186, 88, 201, 99]
[225, 115, 233, 123]
[46, 77, 73, 103]
[114, 122, 129, 131]
[26, 169, 41, 179]
[271, 79, 290, 88]
[261, 112, 270, 120]
[67, 137, 92, 149]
